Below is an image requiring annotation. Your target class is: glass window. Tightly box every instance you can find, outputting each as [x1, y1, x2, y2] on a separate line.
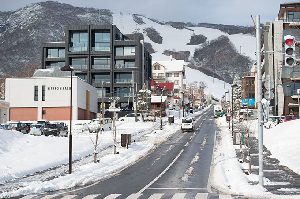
[115, 87, 131, 97]
[115, 46, 135, 56]
[34, 86, 38, 101]
[154, 65, 160, 70]
[158, 73, 164, 78]
[115, 73, 132, 83]
[92, 57, 110, 69]
[46, 61, 65, 69]
[174, 80, 179, 85]
[71, 58, 88, 70]
[92, 73, 110, 83]
[42, 85, 45, 101]
[115, 60, 125, 68]
[124, 47, 135, 56]
[116, 47, 124, 56]
[166, 73, 172, 77]
[58, 49, 65, 58]
[93, 32, 110, 51]
[174, 73, 180, 77]
[97, 87, 110, 98]
[70, 32, 88, 52]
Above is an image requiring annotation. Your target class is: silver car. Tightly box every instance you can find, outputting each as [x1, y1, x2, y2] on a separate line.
[181, 117, 194, 132]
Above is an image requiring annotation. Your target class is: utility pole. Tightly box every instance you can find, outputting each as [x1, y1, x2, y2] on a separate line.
[256, 15, 264, 186]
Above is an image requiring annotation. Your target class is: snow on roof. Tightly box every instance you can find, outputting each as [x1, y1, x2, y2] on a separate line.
[32, 68, 73, 77]
[151, 96, 168, 103]
[153, 59, 185, 72]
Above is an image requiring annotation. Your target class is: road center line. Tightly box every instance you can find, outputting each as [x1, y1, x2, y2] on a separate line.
[137, 149, 185, 194]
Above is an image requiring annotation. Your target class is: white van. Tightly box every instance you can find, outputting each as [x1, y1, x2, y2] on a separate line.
[88, 118, 113, 132]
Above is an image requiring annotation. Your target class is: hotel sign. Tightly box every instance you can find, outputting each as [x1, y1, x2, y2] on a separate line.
[47, 86, 71, 91]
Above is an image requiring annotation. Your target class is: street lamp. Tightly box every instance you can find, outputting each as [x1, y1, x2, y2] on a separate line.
[61, 65, 74, 174]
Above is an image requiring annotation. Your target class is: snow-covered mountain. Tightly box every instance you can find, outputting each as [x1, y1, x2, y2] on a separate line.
[0, 1, 257, 99]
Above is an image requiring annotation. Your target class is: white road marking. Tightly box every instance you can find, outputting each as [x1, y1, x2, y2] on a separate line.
[148, 193, 164, 199]
[126, 193, 142, 199]
[195, 193, 208, 199]
[104, 194, 121, 199]
[82, 194, 101, 199]
[171, 193, 186, 199]
[137, 149, 185, 194]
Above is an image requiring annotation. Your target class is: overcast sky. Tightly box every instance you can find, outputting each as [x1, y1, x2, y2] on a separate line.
[0, 0, 298, 26]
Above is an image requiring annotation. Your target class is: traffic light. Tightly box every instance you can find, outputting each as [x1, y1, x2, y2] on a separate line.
[284, 35, 296, 66]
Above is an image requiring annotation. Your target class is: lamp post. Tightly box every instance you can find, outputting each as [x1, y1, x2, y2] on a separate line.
[61, 65, 74, 174]
[231, 84, 237, 137]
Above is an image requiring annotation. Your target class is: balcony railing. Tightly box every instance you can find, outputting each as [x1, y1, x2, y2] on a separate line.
[69, 43, 88, 52]
[71, 65, 88, 70]
[153, 75, 165, 79]
[92, 65, 110, 69]
[114, 93, 131, 97]
[114, 78, 132, 83]
[92, 79, 110, 83]
[115, 63, 137, 69]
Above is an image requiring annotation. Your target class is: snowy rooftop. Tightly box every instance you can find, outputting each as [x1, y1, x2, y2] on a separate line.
[32, 68, 73, 78]
[153, 59, 185, 72]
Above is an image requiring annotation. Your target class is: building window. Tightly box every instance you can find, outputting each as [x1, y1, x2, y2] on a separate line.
[174, 73, 179, 77]
[158, 73, 164, 78]
[92, 57, 111, 69]
[115, 46, 135, 56]
[166, 73, 172, 77]
[42, 85, 45, 101]
[45, 61, 65, 69]
[69, 32, 88, 52]
[115, 60, 136, 68]
[34, 86, 38, 101]
[115, 87, 131, 97]
[288, 12, 300, 22]
[70, 57, 88, 70]
[154, 65, 160, 70]
[174, 80, 179, 85]
[47, 48, 65, 58]
[92, 73, 110, 83]
[174, 89, 179, 93]
[93, 32, 110, 51]
[97, 87, 109, 98]
[114, 73, 132, 83]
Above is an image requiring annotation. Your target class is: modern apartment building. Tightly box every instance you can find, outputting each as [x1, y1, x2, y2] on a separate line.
[262, 2, 300, 116]
[42, 25, 152, 112]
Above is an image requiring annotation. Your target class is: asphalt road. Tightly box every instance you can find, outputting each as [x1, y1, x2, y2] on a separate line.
[20, 107, 230, 199]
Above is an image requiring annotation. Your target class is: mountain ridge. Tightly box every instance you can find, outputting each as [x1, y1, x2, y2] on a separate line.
[0, 1, 255, 82]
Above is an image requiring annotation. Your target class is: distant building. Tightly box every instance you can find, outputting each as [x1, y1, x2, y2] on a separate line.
[262, 2, 300, 116]
[152, 57, 185, 105]
[41, 25, 152, 112]
[5, 68, 97, 121]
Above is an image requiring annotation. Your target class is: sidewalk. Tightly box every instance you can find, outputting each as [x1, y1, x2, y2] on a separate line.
[235, 123, 300, 196]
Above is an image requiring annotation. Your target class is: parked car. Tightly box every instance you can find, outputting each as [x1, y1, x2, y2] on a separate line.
[181, 117, 194, 132]
[20, 122, 32, 134]
[88, 118, 113, 132]
[144, 113, 156, 122]
[8, 121, 22, 131]
[0, 123, 9, 130]
[118, 113, 143, 122]
[43, 122, 68, 137]
[53, 122, 68, 137]
[29, 124, 44, 136]
[73, 122, 89, 133]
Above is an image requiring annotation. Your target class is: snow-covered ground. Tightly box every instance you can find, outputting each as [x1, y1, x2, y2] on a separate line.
[1, 106, 300, 198]
[213, 116, 300, 199]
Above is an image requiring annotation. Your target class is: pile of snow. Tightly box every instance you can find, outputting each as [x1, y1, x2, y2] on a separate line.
[213, 116, 300, 198]
[0, 108, 194, 198]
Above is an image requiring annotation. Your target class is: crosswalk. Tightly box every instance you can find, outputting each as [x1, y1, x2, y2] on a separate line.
[20, 192, 232, 199]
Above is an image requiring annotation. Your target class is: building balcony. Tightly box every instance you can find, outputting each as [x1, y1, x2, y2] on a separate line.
[153, 75, 165, 79]
[92, 79, 110, 84]
[71, 65, 88, 70]
[69, 43, 88, 52]
[114, 78, 132, 83]
[92, 65, 110, 70]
